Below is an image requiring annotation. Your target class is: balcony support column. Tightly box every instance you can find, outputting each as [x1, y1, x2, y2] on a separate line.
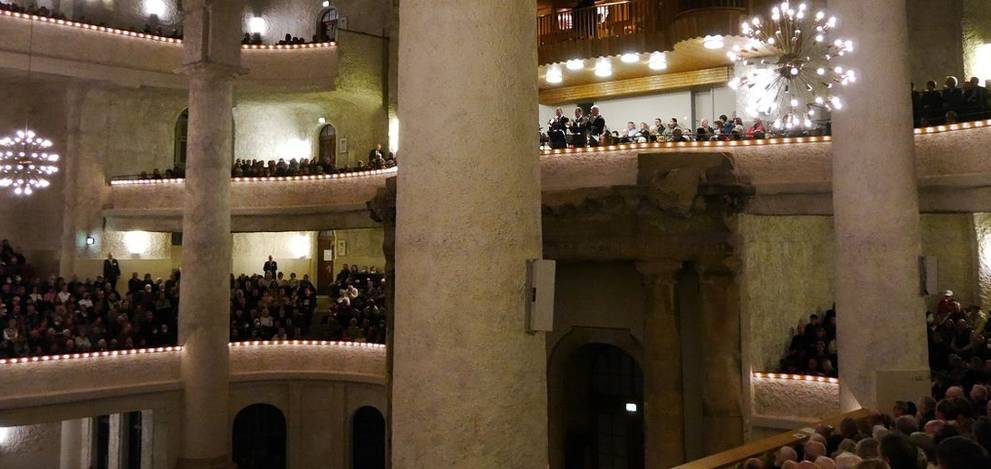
[175, 1, 243, 468]
[832, 0, 930, 411]
[392, 1, 547, 468]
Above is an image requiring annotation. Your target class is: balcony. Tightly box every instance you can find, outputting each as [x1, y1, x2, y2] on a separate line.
[0, 11, 337, 91]
[537, 0, 751, 65]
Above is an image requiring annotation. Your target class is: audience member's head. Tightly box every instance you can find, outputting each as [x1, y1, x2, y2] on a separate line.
[855, 438, 880, 460]
[894, 415, 917, 436]
[776, 446, 799, 466]
[878, 433, 918, 469]
[805, 440, 827, 461]
[936, 435, 990, 469]
[835, 452, 862, 469]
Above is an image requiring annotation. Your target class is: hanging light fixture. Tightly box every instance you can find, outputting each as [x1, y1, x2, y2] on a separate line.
[0, 130, 60, 196]
[727, 1, 856, 130]
[1, 15, 60, 197]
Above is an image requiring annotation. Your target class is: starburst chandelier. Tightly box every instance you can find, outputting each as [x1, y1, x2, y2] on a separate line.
[0, 130, 60, 196]
[727, 1, 856, 131]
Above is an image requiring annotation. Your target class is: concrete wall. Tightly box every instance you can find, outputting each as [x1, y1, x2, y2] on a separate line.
[742, 213, 985, 373]
[963, 0, 991, 82]
[907, 0, 965, 86]
[977, 213, 991, 308]
[333, 228, 385, 272]
[0, 423, 61, 469]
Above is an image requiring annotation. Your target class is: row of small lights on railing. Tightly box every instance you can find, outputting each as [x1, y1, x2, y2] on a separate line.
[539, 118, 991, 156]
[110, 167, 398, 186]
[0, 10, 335, 50]
[752, 371, 838, 384]
[0, 340, 385, 365]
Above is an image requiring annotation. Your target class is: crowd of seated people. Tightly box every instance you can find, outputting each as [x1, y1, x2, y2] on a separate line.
[540, 106, 820, 150]
[0, 244, 386, 358]
[914, 76, 991, 126]
[128, 151, 396, 181]
[740, 399, 991, 468]
[321, 264, 387, 344]
[778, 308, 839, 378]
[0, 1, 183, 39]
[774, 290, 991, 400]
[241, 32, 325, 46]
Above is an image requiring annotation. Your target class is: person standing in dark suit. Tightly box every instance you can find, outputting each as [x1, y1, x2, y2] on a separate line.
[103, 253, 121, 291]
[367, 144, 384, 166]
[547, 107, 570, 149]
[588, 105, 606, 146]
[263, 255, 278, 277]
[570, 107, 589, 148]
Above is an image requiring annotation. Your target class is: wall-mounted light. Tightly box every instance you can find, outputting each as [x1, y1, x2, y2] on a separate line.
[124, 231, 152, 255]
[86, 236, 96, 246]
[322, 0, 331, 7]
[289, 234, 311, 258]
[545, 64, 563, 84]
[625, 403, 638, 413]
[620, 53, 639, 63]
[389, 117, 400, 153]
[648, 52, 667, 71]
[318, 117, 327, 124]
[248, 17, 267, 35]
[703, 35, 725, 50]
[144, 0, 167, 18]
[594, 58, 612, 78]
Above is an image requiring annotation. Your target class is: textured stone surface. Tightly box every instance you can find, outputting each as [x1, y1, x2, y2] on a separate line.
[392, 1, 547, 468]
[0, 422, 61, 469]
[752, 378, 840, 420]
[977, 214, 991, 309]
[832, 0, 930, 411]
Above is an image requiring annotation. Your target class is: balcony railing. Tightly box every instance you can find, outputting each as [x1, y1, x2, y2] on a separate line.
[537, 0, 663, 64]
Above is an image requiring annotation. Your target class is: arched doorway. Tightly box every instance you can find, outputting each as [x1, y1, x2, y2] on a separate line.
[232, 404, 287, 469]
[318, 124, 337, 169]
[173, 109, 188, 169]
[352, 406, 386, 469]
[563, 343, 644, 469]
[318, 6, 339, 42]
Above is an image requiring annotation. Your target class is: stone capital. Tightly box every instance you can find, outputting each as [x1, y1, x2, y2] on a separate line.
[177, 62, 246, 81]
[635, 260, 683, 286]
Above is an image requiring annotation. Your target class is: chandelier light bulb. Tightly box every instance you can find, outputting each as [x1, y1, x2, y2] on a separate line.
[0, 129, 60, 197]
[726, 2, 855, 128]
[545, 64, 563, 84]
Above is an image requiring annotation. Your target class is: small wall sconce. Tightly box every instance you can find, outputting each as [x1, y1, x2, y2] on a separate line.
[85, 236, 96, 246]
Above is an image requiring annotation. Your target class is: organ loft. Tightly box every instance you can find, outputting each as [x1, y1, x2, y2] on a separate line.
[1, 0, 991, 468]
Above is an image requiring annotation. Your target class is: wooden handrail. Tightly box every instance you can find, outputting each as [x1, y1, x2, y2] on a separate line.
[670, 408, 871, 469]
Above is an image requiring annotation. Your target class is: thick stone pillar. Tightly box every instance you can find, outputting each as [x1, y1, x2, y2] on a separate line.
[832, 0, 930, 411]
[59, 418, 91, 469]
[176, 1, 242, 468]
[392, 1, 546, 468]
[698, 270, 743, 454]
[637, 261, 686, 468]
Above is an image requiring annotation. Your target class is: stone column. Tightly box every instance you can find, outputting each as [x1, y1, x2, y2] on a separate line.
[698, 269, 743, 454]
[59, 418, 91, 469]
[392, 1, 546, 468]
[832, 0, 930, 411]
[636, 261, 686, 468]
[175, 1, 243, 468]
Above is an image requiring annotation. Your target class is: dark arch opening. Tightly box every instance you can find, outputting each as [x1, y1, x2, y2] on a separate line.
[352, 406, 386, 469]
[317, 6, 339, 42]
[232, 403, 287, 469]
[563, 343, 644, 469]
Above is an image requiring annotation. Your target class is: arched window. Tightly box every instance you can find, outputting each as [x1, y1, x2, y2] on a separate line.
[318, 123, 337, 168]
[174, 108, 237, 168]
[564, 343, 644, 469]
[352, 406, 386, 469]
[173, 109, 188, 169]
[318, 6, 339, 42]
[232, 404, 287, 469]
